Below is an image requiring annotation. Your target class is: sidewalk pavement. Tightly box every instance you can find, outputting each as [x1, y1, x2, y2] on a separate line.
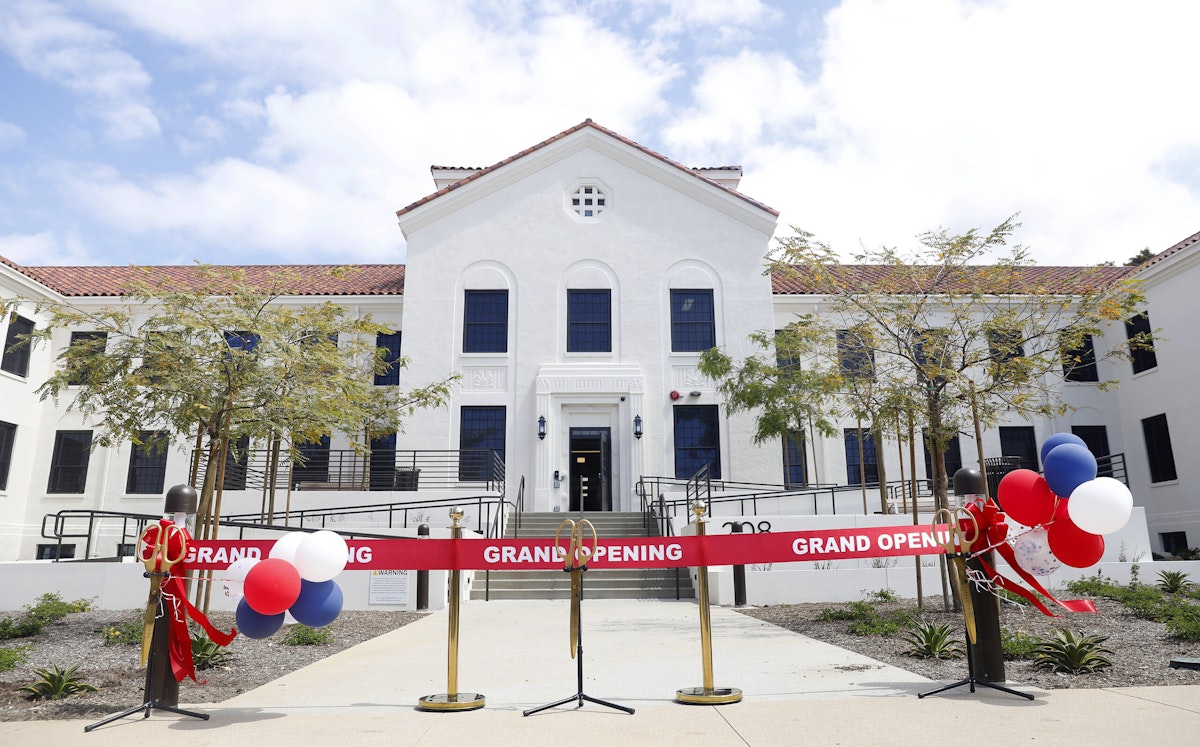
[3, 599, 1199, 745]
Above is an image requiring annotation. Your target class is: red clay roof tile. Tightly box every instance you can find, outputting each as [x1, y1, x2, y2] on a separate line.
[771, 264, 1135, 295]
[16, 263, 404, 297]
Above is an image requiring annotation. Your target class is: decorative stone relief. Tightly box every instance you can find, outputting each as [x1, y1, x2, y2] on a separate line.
[462, 367, 507, 391]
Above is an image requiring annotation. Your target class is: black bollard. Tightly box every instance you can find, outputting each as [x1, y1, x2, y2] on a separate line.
[417, 524, 430, 611]
[731, 522, 747, 607]
[953, 468, 1006, 683]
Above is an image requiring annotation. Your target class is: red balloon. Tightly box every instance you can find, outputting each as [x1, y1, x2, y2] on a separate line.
[243, 557, 302, 615]
[1047, 501, 1105, 568]
[997, 469, 1058, 527]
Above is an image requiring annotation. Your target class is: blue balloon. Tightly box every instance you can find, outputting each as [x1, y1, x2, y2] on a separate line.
[236, 597, 285, 639]
[1039, 432, 1087, 465]
[1043, 443, 1097, 498]
[289, 579, 343, 629]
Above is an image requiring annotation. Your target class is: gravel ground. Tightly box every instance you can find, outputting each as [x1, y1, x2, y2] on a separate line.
[0, 609, 425, 722]
[3, 593, 1200, 721]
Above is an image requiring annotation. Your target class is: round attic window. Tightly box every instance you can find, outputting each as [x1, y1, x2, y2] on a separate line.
[569, 184, 607, 218]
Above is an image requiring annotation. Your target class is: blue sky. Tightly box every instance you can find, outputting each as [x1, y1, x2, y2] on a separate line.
[1, 0, 1197, 268]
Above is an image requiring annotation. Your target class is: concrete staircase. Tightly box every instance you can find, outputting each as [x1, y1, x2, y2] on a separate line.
[470, 511, 694, 600]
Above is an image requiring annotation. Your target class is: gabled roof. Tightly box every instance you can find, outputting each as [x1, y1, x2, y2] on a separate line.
[771, 264, 1135, 295]
[395, 119, 779, 219]
[1137, 228, 1200, 271]
[9, 263, 405, 297]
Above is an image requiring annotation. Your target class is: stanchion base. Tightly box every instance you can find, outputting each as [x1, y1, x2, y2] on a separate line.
[675, 686, 742, 705]
[417, 692, 486, 711]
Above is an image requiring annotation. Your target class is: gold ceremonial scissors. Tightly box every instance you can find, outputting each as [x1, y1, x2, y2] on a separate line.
[138, 522, 188, 666]
[555, 519, 597, 659]
[933, 507, 979, 645]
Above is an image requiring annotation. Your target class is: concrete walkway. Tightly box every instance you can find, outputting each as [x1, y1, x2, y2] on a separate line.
[4, 599, 1200, 744]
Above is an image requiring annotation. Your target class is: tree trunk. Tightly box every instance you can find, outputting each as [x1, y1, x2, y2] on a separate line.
[908, 411, 923, 609]
[857, 418, 867, 514]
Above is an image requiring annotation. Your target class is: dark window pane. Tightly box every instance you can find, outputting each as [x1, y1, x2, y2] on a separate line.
[844, 428, 879, 485]
[670, 290, 715, 352]
[837, 329, 875, 379]
[48, 430, 93, 493]
[673, 405, 721, 479]
[224, 330, 260, 353]
[1126, 312, 1157, 374]
[459, 407, 505, 481]
[999, 426, 1039, 472]
[36, 544, 75, 560]
[463, 290, 508, 353]
[126, 430, 168, 494]
[922, 432, 962, 491]
[567, 290, 611, 352]
[1071, 425, 1111, 476]
[1, 314, 34, 377]
[374, 332, 402, 385]
[782, 430, 806, 487]
[1161, 531, 1188, 555]
[67, 331, 107, 385]
[0, 420, 15, 490]
[1062, 333, 1100, 382]
[369, 432, 397, 490]
[1142, 413, 1177, 483]
[223, 435, 250, 490]
[294, 435, 331, 483]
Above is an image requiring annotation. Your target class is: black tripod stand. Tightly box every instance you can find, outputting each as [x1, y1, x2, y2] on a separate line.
[85, 585, 209, 732]
[523, 569, 634, 716]
[917, 638, 1034, 700]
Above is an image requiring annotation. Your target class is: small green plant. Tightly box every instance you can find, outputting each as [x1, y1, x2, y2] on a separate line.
[1173, 547, 1200, 561]
[1032, 630, 1114, 674]
[0, 615, 45, 641]
[0, 645, 29, 672]
[869, 557, 897, 569]
[863, 588, 899, 603]
[191, 631, 233, 669]
[902, 621, 962, 659]
[848, 611, 911, 637]
[1165, 605, 1200, 641]
[102, 619, 143, 646]
[19, 663, 100, 699]
[1000, 628, 1040, 660]
[1157, 570, 1192, 594]
[26, 593, 90, 624]
[281, 625, 333, 646]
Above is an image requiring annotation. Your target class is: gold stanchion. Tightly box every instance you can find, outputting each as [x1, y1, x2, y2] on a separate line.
[418, 507, 485, 712]
[676, 501, 742, 705]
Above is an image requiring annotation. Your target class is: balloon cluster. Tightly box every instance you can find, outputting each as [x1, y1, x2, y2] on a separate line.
[999, 433, 1134, 575]
[222, 530, 348, 639]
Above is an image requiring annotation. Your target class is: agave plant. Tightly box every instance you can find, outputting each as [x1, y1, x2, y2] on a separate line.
[19, 663, 99, 699]
[1157, 570, 1193, 594]
[191, 630, 233, 670]
[1032, 630, 1114, 674]
[901, 621, 962, 659]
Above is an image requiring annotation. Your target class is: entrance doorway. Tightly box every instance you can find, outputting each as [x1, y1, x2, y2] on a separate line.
[569, 427, 611, 512]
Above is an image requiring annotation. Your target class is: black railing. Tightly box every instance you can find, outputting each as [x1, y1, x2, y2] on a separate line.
[196, 448, 505, 493]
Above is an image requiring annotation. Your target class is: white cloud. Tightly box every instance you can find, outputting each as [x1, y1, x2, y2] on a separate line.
[0, 119, 25, 149]
[0, 1, 159, 140]
[0, 230, 95, 265]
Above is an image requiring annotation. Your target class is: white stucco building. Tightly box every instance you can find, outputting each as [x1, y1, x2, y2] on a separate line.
[1, 121, 1196, 561]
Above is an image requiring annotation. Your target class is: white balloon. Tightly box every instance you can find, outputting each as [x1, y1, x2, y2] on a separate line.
[222, 556, 259, 602]
[1068, 477, 1134, 535]
[293, 530, 349, 583]
[1012, 527, 1061, 577]
[269, 531, 308, 563]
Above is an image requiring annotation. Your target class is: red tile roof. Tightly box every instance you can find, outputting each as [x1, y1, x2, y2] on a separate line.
[396, 119, 779, 219]
[1137, 229, 1200, 271]
[771, 264, 1135, 295]
[13, 263, 405, 297]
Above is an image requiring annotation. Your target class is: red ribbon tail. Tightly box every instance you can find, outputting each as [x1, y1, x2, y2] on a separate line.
[162, 576, 196, 682]
[181, 593, 238, 646]
[991, 542, 1098, 615]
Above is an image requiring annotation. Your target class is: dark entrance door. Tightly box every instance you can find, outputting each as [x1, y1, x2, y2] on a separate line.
[1072, 425, 1112, 477]
[569, 427, 611, 512]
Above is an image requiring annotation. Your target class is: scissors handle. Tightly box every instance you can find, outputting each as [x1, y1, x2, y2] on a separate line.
[139, 522, 187, 573]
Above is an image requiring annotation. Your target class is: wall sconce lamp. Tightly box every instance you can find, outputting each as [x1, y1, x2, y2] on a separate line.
[633, 414, 643, 440]
[538, 415, 547, 440]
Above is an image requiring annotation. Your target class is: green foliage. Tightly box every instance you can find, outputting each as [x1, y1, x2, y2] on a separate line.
[0, 614, 45, 641]
[863, 588, 899, 603]
[26, 593, 91, 624]
[902, 621, 962, 659]
[1172, 547, 1200, 560]
[848, 612, 911, 637]
[0, 645, 29, 672]
[817, 600, 875, 622]
[1032, 630, 1114, 674]
[19, 663, 100, 699]
[1157, 570, 1192, 594]
[191, 630, 234, 669]
[1066, 572, 1123, 598]
[102, 619, 143, 646]
[1000, 628, 1040, 660]
[1164, 605, 1200, 641]
[281, 625, 333, 646]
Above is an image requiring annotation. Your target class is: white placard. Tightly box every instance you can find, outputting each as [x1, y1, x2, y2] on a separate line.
[368, 569, 410, 605]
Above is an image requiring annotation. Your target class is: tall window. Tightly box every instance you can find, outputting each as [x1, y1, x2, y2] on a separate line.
[999, 426, 1039, 472]
[223, 435, 250, 491]
[987, 327, 1025, 363]
[844, 428, 878, 485]
[670, 289, 715, 352]
[369, 432, 397, 491]
[837, 329, 874, 379]
[66, 331, 107, 385]
[1072, 425, 1112, 477]
[1, 314, 34, 377]
[48, 430, 93, 493]
[374, 332, 402, 385]
[126, 431, 168, 494]
[294, 435, 331, 483]
[1141, 413, 1177, 483]
[674, 405, 721, 479]
[782, 430, 806, 487]
[1126, 312, 1157, 374]
[0, 420, 15, 490]
[567, 290, 611, 352]
[923, 432, 962, 490]
[463, 290, 508, 353]
[1062, 333, 1099, 382]
[459, 406, 506, 481]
